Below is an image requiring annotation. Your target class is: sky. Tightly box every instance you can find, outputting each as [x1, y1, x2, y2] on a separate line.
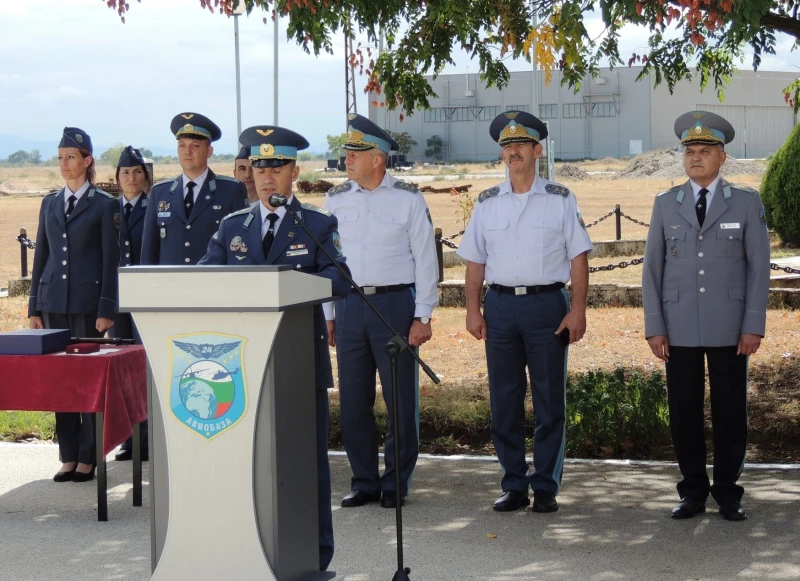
[0, 0, 798, 157]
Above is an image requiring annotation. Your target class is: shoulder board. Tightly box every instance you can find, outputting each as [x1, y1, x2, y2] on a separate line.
[222, 207, 252, 221]
[45, 190, 59, 197]
[153, 177, 179, 189]
[328, 181, 353, 196]
[731, 185, 758, 196]
[214, 175, 239, 183]
[478, 186, 500, 203]
[393, 180, 420, 193]
[544, 183, 570, 197]
[94, 188, 115, 199]
[300, 202, 331, 216]
[657, 185, 682, 197]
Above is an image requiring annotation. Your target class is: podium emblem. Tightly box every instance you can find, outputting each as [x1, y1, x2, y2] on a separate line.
[168, 333, 248, 439]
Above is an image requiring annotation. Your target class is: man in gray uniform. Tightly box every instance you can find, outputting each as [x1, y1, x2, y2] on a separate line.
[642, 110, 770, 521]
[458, 111, 592, 513]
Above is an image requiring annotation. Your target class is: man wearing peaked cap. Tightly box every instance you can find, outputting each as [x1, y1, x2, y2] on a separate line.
[234, 145, 257, 205]
[140, 112, 248, 266]
[642, 110, 770, 522]
[323, 113, 439, 510]
[199, 125, 350, 572]
[458, 110, 592, 515]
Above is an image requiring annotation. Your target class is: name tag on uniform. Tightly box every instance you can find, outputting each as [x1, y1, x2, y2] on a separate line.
[286, 249, 309, 257]
[720, 223, 741, 229]
[158, 211, 171, 218]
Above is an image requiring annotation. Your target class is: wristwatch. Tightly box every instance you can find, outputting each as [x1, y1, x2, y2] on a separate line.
[414, 316, 431, 324]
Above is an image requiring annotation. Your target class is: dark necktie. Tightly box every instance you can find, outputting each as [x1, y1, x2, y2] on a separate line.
[696, 188, 708, 227]
[185, 181, 196, 217]
[124, 202, 133, 220]
[65, 195, 77, 219]
[262, 213, 279, 258]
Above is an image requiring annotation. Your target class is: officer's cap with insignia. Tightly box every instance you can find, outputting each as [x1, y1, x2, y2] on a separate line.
[239, 125, 309, 168]
[490, 110, 548, 146]
[343, 113, 399, 154]
[170, 112, 222, 142]
[674, 110, 735, 147]
[235, 145, 250, 161]
[116, 145, 145, 168]
[58, 127, 93, 154]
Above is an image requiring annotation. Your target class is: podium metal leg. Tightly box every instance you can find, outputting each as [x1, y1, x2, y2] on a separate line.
[132, 422, 142, 507]
[95, 412, 108, 522]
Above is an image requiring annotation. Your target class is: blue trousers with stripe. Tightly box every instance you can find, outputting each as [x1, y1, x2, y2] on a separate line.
[483, 287, 569, 496]
[335, 289, 419, 497]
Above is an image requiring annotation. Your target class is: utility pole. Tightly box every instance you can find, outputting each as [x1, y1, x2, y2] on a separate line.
[344, 17, 358, 130]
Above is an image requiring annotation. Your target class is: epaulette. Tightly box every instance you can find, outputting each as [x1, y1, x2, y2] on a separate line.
[301, 202, 331, 216]
[478, 186, 500, 203]
[393, 180, 420, 194]
[731, 184, 758, 196]
[222, 207, 252, 221]
[45, 189, 59, 197]
[94, 188, 115, 199]
[153, 177, 179, 190]
[657, 186, 681, 197]
[328, 181, 353, 196]
[214, 175, 240, 183]
[544, 183, 570, 197]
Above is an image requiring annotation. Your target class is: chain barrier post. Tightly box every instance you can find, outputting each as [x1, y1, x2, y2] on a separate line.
[615, 205, 622, 241]
[435, 227, 444, 283]
[20, 227, 28, 278]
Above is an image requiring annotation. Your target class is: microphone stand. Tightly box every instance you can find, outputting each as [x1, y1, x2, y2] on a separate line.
[271, 195, 439, 581]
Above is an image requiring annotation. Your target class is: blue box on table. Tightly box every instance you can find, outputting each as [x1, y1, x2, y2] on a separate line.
[0, 329, 72, 355]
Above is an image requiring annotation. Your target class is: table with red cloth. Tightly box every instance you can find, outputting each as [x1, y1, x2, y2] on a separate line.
[0, 345, 148, 521]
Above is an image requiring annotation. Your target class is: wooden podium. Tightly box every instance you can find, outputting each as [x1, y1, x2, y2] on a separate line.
[119, 265, 338, 581]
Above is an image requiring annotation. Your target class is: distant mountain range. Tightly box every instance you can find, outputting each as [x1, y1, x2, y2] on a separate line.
[0, 135, 176, 160]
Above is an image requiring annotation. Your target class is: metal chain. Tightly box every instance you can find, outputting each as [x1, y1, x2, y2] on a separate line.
[16, 235, 35, 250]
[589, 257, 645, 273]
[771, 263, 800, 275]
[437, 237, 459, 249]
[584, 211, 614, 229]
[443, 229, 466, 241]
[619, 211, 650, 228]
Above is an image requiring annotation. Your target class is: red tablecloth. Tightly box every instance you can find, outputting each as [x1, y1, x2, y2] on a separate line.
[0, 345, 147, 455]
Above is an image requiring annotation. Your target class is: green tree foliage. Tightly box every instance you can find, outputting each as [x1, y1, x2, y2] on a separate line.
[29, 149, 42, 165]
[106, 0, 800, 115]
[761, 122, 800, 245]
[326, 133, 347, 158]
[424, 135, 443, 161]
[387, 131, 417, 155]
[99, 142, 127, 166]
[6, 150, 30, 164]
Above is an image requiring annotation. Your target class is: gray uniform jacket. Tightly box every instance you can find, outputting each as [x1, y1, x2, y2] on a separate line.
[642, 179, 770, 347]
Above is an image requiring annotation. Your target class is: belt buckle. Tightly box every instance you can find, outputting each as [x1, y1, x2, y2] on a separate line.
[363, 286, 377, 295]
[514, 286, 527, 296]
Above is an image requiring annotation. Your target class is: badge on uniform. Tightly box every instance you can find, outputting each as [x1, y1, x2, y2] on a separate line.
[230, 236, 248, 252]
[425, 207, 433, 225]
[576, 210, 586, 229]
[288, 232, 295, 239]
[760, 209, 767, 229]
[286, 249, 309, 257]
[289, 243, 306, 250]
[332, 231, 343, 256]
[160, 227, 167, 239]
[158, 211, 171, 218]
[213, 205, 222, 210]
[113, 213, 121, 230]
[158, 201, 170, 212]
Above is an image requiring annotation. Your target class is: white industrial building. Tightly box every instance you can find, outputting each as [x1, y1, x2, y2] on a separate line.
[370, 66, 798, 161]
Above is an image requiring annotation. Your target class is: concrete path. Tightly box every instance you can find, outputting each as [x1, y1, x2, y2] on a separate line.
[1, 443, 799, 580]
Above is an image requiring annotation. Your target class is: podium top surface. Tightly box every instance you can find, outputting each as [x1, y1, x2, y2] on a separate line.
[119, 265, 333, 312]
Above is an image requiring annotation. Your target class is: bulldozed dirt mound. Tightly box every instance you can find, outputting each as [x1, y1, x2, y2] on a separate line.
[556, 164, 590, 181]
[0, 180, 52, 195]
[614, 149, 765, 179]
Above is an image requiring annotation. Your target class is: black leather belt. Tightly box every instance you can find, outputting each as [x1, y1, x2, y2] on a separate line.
[357, 283, 415, 295]
[489, 282, 565, 296]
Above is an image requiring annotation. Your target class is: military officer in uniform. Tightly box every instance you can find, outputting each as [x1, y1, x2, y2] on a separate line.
[199, 125, 349, 571]
[642, 111, 770, 521]
[234, 144, 258, 205]
[323, 113, 439, 509]
[111, 145, 150, 461]
[28, 127, 120, 482]
[141, 112, 248, 265]
[458, 111, 592, 513]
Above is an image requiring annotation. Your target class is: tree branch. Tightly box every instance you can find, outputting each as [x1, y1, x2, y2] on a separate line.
[759, 10, 800, 37]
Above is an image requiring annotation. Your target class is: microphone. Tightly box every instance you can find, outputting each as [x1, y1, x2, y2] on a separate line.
[268, 194, 289, 207]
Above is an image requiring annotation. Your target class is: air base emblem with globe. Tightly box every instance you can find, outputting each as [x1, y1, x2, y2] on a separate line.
[168, 333, 247, 439]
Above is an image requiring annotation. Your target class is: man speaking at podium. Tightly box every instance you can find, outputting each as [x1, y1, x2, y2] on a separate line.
[198, 125, 350, 571]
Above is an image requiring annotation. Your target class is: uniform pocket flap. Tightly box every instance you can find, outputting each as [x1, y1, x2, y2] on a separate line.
[378, 211, 405, 225]
[728, 289, 745, 301]
[486, 218, 508, 231]
[662, 289, 678, 302]
[717, 227, 743, 240]
[337, 209, 360, 222]
[663, 226, 687, 240]
[528, 217, 559, 230]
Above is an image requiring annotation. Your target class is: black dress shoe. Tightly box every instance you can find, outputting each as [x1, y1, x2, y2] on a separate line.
[72, 466, 96, 483]
[719, 500, 747, 521]
[341, 490, 380, 507]
[380, 491, 406, 509]
[532, 491, 559, 513]
[493, 490, 530, 512]
[671, 498, 706, 519]
[53, 469, 76, 483]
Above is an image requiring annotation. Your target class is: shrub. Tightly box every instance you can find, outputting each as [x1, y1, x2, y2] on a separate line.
[761, 122, 800, 245]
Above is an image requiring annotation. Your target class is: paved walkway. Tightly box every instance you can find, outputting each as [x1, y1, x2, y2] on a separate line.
[1, 443, 799, 580]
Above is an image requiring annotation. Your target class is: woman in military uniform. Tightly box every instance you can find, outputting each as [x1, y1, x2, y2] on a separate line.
[28, 127, 120, 483]
[110, 146, 150, 460]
